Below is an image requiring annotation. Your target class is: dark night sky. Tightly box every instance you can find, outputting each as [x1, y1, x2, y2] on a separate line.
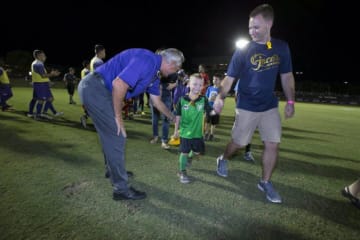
[2, 0, 350, 83]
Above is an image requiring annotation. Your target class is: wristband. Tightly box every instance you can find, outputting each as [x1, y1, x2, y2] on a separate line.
[287, 100, 295, 105]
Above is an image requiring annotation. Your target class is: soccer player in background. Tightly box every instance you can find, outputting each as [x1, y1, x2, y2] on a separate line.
[0, 59, 14, 111]
[27, 49, 63, 119]
[80, 45, 106, 128]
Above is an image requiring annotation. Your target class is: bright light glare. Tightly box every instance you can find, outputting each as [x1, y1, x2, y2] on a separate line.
[236, 38, 249, 49]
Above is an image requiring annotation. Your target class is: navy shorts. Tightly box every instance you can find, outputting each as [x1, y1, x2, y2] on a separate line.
[179, 137, 205, 154]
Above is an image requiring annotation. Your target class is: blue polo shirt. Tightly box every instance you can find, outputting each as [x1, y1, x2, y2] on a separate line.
[227, 38, 293, 112]
[95, 48, 161, 100]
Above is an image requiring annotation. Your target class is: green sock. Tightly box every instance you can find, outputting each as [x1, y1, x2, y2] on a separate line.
[188, 150, 193, 159]
[179, 153, 188, 171]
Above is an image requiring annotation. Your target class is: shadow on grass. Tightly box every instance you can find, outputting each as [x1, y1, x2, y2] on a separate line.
[1, 109, 158, 138]
[281, 147, 359, 164]
[279, 156, 359, 181]
[282, 126, 338, 136]
[0, 122, 98, 167]
[131, 181, 308, 240]
[192, 168, 359, 232]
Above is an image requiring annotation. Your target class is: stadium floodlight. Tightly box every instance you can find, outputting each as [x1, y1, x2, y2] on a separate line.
[235, 38, 250, 49]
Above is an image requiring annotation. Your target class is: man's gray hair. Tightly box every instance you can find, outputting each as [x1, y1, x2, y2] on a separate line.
[159, 48, 185, 67]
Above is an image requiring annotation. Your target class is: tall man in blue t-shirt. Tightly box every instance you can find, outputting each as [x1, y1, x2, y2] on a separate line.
[78, 48, 184, 201]
[213, 4, 295, 204]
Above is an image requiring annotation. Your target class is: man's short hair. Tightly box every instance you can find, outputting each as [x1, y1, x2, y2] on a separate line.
[33, 49, 44, 59]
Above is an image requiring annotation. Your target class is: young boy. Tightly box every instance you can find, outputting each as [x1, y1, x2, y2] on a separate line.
[173, 73, 212, 183]
[204, 73, 222, 141]
[63, 67, 78, 104]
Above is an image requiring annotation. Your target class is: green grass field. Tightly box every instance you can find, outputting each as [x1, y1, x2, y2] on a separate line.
[0, 87, 359, 240]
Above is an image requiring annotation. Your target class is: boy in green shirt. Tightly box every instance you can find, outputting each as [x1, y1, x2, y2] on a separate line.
[173, 73, 212, 183]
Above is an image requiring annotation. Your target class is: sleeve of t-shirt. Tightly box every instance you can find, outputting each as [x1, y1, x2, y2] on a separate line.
[118, 57, 146, 90]
[175, 98, 182, 116]
[226, 50, 243, 79]
[279, 43, 293, 74]
[93, 60, 104, 70]
[33, 64, 46, 76]
[146, 79, 160, 96]
[205, 87, 211, 98]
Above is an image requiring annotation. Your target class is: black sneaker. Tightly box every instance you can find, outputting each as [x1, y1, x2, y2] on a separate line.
[204, 133, 210, 141]
[105, 171, 134, 178]
[113, 187, 146, 200]
[209, 134, 214, 141]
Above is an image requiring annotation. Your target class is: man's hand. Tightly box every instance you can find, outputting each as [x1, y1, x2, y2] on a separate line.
[115, 116, 127, 138]
[284, 103, 295, 119]
[213, 98, 224, 114]
[50, 69, 61, 77]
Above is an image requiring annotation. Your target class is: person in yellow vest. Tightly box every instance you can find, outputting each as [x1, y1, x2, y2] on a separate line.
[0, 59, 14, 111]
[90, 44, 106, 71]
[27, 49, 63, 119]
[80, 45, 106, 128]
[80, 59, 90, 79]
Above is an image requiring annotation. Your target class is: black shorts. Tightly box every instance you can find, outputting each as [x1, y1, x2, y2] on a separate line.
[179, 137, 205, 154]
[67, 84, 75, 95]
[206, 113, 220, 125]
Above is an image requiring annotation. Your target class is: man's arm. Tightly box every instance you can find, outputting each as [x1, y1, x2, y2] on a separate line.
[41, 69, 60, 78]
[280, 72, 295, 119]
[150, 94, 175, 121]
[112, 77, 129, 137]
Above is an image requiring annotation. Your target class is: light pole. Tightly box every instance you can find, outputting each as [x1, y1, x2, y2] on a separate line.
[235, 38, 250, 49]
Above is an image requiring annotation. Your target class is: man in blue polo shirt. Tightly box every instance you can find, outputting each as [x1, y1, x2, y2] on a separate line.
[78, 48, 184, 201]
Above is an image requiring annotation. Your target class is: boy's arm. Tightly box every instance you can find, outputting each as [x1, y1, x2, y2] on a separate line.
[204, 97, 213, 115]
[174, 99, 182, 138]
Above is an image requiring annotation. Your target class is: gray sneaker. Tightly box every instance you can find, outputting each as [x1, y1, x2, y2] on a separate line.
[216, 155, 228, 177]
[257, 181, 282, 203]
[178, 171, 191, 184]
[244, 151, 255, 162]
[161, 142, 170, 149]
[54, 111, 64, 117]
[40, 113, 53, 120]
[80, 115, 87, 128]
[150, 136, 159, 144]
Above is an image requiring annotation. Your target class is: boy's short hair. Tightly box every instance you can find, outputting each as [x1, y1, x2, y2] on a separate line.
[94, 44, 105, 54]
[213, 73, 223, 79]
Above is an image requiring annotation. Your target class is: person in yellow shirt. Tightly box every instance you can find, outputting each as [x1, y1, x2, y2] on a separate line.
[27, 49, 62, 119]
[0, 59, 14, 111]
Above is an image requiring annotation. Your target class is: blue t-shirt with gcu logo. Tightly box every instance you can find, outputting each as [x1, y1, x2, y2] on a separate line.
[95, 48, 161, 100]
[227, 38, 293, 112]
